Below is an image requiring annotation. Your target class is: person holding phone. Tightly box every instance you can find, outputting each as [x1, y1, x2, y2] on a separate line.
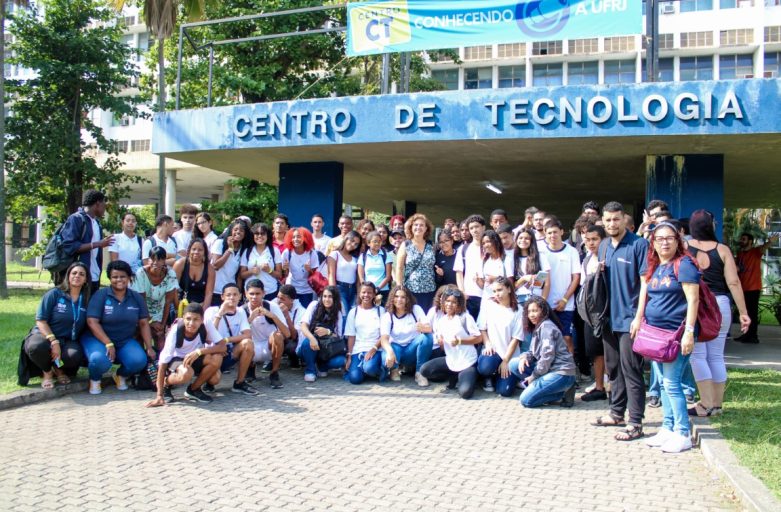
[513, 228, 551, 305]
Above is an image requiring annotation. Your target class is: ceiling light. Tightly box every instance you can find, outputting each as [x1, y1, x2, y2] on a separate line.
[485, 183, 502, 194]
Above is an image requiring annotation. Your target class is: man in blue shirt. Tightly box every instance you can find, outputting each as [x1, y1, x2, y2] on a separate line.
[60, 190, 114, 293]
[594, 201, 649, 441]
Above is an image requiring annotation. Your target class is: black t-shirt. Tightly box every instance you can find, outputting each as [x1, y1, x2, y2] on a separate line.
[435, 250, 458, 287]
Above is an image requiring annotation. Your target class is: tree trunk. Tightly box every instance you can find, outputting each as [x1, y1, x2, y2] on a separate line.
[157, 38, 165, 216]
[0, 0, 9, 299]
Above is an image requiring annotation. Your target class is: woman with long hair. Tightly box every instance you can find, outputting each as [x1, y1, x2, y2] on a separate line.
[514, 228, 551, 304]
[478, 230, 512, 309]
[239, 222, 282, 300]
[194, 212, 220, 255]
[327, 230, 361, 316]
[174, 238, 215, 309]
[298, 286, 345, 382]
[686, 209, 750, 416]
[379, 285, 433, 386]
[211, 218, 252, 306]
[282, 227, 320, 307]
[477, 277, 523, 397]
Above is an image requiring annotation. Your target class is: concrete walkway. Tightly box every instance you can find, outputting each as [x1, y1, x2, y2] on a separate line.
[724, 325, 781, 371]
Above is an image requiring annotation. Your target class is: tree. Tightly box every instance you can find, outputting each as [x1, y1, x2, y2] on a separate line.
[4, 0, 145, 236]
[200, 178, 278, 233]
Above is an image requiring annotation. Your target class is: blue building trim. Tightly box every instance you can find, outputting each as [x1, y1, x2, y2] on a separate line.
[278, 162, 344, 237]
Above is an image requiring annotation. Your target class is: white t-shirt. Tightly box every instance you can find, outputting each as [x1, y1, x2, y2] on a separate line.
[477, 301, 523, 358]
[453, 243, 483, 297]
[380, 304, 427, 346]
[313, 234, 331, 254]
[283, 249, 320, 295]
[580, 252, 600, 281]
[212, 241, 243, 294]
[272, 298, 305, 347]
[89, 216, 101, 282]
[433, 313, 481, 372]
[159, 323, 206, 364]
[426, 308, 443, 349]
[203, 231, 220, 256]
[109, 232, 143, 273]
[303, 301, 343, 337]
[203, 306, 250, 346]
[515, 255, 552, 297]
[544, 243, 581, 311]
[142, 234, 177, 260]
[173, 230, 193, 254]
[241, 245, 282, 293]
[244, 301, 284, 343]
[478, 256, 514, 305]
[329, 251, 358, 284]
[344, 305, 384, 354]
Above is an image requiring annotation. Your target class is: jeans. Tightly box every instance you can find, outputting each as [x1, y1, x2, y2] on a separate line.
[81, 333, 147, 381]
[603, 330, 646, 426]
[649, 362, 695, 398]
[297, 293, 314, 308]
[381, 333, 433, 373]
[336, 281, 356, 318]
[520, 372, 576, 408]
[691, 294, 730, 383]
[297, 340, 346, 376]
[345, 351, 383, 384]
[420, 357, 477, 399]
[477, 352, 518, 397]
[652, 352, 692, 437]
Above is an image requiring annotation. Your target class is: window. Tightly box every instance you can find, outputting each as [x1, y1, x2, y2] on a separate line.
[532, 63, 563, 86]
[658, 58, 674, 81]
[658, 33, 674, 50]
[766, 26, 781, 43]
[131, 140, 150, 152]
[121, 34, 134, 48]
[497, 43, 525, 58]
[431, 69, 459, 90]
[428, 49, 456, 63]
[679, 56, 714, 80]
[680, 31, 713, 48]
[464, 67, 492, 89]
[767, 0, 781, 6]
[604, 59, 636, 84]
[122, 15, 136, 26]
[680, 0, 713, 11]
[720, 29, 754, 46]
[765, 52, 781, 77]
[604, 36, 635, 52]
[532, 40, 562, 56]
[116, 141, 129, 153]
[463, 45, 492, 61]
[498, 65, 525, 88]
[720, 0, 754, 6]
[719, 54, 754, 78]
[567, 61, 598, 84]
[568, 38, 599, 55]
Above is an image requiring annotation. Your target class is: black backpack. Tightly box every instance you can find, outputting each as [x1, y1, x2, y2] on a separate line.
[576, 250, 610, 338]
[42, 213, 88, 283]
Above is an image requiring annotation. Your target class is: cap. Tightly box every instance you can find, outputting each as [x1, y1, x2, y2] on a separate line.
[390, 229, 405, 237]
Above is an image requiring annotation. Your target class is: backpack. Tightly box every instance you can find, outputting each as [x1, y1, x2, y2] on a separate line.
[148, 234, 177, 252]
[673, 257, 722, 342]
[43, 213, 88, 280]
[576, 251, 610, 338]
[243, 300, 273, 324]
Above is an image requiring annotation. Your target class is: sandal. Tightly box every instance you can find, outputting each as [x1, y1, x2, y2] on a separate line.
[56, 373, 71, 385]
[591, 414, 626, 427]
[41, 378, 55, 390]
[614, 424, 644, 441]
[687, 402, 713, 417]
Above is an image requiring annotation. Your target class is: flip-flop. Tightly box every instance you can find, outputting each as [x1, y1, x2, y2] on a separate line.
[56, 374, 71, 385]
[591, 414, 626, 427]
[41, 378, 55, 390]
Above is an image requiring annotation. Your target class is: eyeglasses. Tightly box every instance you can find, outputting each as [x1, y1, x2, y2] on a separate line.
[653, 236, 677, 244]
[254, 232, 267, 237]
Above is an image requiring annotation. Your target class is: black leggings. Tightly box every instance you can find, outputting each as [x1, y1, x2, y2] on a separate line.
[420, 356, 477, 399]
[24, 332, 82, 373]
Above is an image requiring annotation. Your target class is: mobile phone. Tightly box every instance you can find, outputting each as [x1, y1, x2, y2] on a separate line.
[53, 358, 63, 368]
[533, 271, 548, 288]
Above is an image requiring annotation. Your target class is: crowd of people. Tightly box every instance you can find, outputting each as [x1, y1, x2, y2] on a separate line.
[18, 189, 773, 454]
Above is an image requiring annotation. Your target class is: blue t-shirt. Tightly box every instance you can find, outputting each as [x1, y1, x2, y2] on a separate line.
[361, 250, 391, 291]
[87, 287, 149, 343]
[645, 256, 701, 331]
[36, 288, 88, 340]
[601, 230, 648, 333]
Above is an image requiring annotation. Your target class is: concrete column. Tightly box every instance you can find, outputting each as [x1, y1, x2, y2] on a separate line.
[35, 205, 45, 270]
[392, 200, 417, 218]
[646, 154, 724, 239]
[165, 168, 177, 216]
[278, 162, 344, 236]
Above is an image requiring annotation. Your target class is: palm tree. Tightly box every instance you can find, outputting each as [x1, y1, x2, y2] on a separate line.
[112, 0, 209, 216]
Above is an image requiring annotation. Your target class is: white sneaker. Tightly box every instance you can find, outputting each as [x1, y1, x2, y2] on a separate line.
[89, 380, 102, 395]
[482, 380, 495, 392]
[389, 368, 401, 382]
[304, 373, 316, 383]
[646, 428, 675, 447]
[316, 370, 328, 378]
[414, 372, 429, 387]
[660, 432, 693, 453]
[113, 375, 128, 391]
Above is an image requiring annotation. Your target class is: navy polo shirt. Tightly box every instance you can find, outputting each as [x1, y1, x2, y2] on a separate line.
[646, 256, 701, 330]
[87, 287, 149, 343]
[600, 230, 648, 333]
[36, 288, 88, 340]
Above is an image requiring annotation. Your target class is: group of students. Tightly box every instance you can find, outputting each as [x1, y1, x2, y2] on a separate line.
[19, 191, 755, 454]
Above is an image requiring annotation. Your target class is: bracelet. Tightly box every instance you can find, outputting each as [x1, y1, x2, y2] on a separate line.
[684, 325, 695, 334]
[45, 333, 56, 341]
[50, 339, 60, 345]
[454, 337, 461, 346]
[220, 338, 228, 345]
[196, 349, 203, 357]
[105, 343, 114, 348]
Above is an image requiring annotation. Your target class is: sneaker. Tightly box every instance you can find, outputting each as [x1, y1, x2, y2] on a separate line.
[202, 382, 215, 393]
[482, 379, 495, 392]
[232, 380, 259, 396]
[316, 370, 329, 378]
[163, 386, 175, 404]
[389, 368, 401, 382]
[245, 364, 257, 383]
[262, 361, 273, 372]
[304, 373, 316, 383]
[560, 384, 576, 408]
[739, 337, 760, 344]
[89, 379, 102, 395]
[516, 380, 525, 389]
[685, 393, 695, 404]
[414, 372, 429, 387]
[269, 372, 284, 389]
[648, 395, 661, 408]
[660, 432, 693, 453]
[581, 388, 608, 402]
[646, 428, 675, 447]
[113, 375, 128, 391]
[184, 386, 213, 403]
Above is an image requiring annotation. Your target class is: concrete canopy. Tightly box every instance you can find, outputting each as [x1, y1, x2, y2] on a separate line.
[153, 79, 781, 224]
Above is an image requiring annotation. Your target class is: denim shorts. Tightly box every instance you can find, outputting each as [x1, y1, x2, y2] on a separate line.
[554, 310, 574, 337]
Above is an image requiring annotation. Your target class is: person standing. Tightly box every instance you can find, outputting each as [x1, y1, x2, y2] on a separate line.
[592, 201, 649, 442]
[311, 213, 332, 254]
[543, 218, 581, 354]
[271, 214, 290, 255]
[735, 231, 778, 344]
[395, 214, 438, 312]
[454, 214, 487, 321]
[109, 212, 143, 274]
[173, 204, 198, 258]
[59, 190, 114, 294]
[142, 215, 177, 267]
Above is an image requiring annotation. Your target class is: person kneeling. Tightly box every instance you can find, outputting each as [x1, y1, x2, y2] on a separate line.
[511, 296, 577, 408]
[146, 303, 223, 406]
[244, 279, 289, 389]
[344, 283, 384, 384]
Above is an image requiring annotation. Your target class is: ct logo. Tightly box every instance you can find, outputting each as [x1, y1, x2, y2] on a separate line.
[516, 0, 570, 38]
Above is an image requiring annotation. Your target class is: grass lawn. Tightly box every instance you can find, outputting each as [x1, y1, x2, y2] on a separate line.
[5, 262, 53, 284]
[709, 368, 781, 500]
[0, 289, 46, 394]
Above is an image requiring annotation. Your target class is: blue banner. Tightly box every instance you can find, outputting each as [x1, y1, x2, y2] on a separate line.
[346, 0, 643, 57]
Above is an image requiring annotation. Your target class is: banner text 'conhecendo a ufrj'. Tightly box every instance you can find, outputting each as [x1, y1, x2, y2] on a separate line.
[346, 0, 643, 57]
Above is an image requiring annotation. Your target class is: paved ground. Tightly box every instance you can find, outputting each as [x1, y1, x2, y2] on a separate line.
[724, 325, 781, 371]
[0, 371, 738, 512]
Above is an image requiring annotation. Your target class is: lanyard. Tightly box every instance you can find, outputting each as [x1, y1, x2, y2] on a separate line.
[71, 294, 82, 341]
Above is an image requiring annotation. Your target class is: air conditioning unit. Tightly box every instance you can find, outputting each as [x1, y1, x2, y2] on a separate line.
[765, 71, 777, 78]
[120, 117, 131, 127]
[661, 2, 676, 14]
[741, 74, 754, 79]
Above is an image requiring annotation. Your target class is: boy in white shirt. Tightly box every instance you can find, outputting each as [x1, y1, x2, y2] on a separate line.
[311, 213, 332, 254]
[243, 279, 289, 389]
[543, 218, 581, 354]
[273, 284, 306, 369]
[142, 214, 177, 266]
[453, 214, 486, 321]
[173, 204, 198, 258]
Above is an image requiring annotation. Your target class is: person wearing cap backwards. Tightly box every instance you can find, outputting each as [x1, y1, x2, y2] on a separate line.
[389, 228, 405, 286]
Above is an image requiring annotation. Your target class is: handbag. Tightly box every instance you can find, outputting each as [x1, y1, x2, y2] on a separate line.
[632, 320, 684, 363]
[307, 270, 328, 296]
[316, 333, 347, 363]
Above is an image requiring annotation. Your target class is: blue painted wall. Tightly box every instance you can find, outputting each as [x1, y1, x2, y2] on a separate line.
[278, 162, 344, 237]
